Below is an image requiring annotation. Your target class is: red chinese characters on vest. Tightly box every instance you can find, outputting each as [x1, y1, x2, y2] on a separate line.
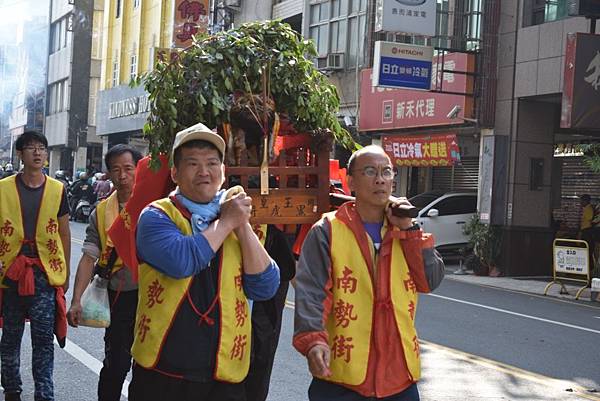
[1, 220, 14, 237]
[0, 239, 10, 257]
[412, 335, 420, 356]
[230, 334, 247, 360]
[337, 266, 358, 294]
[333, 299, 358, 328]
[119, 209, 132, 231]
[46, 218, 58, 234]
[49, 258, 63, 272]
[137, 314, 151, 343]
[332, 334, 354, 363]
[404, 277, 417, 294]
[234, 298, 247, 327]
[46, 239, 59, 256]
[408, 300, 415, 320]
[146, 279, 165, 308]
[234, 268, 243, 292]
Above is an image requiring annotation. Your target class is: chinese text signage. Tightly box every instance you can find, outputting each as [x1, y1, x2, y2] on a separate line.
[373, 41, 433, 90]
[173, 0, 210, 47]
[375, 0, 437, 37]
[359, 67, 472, 131]
[382, 133, 460, 167]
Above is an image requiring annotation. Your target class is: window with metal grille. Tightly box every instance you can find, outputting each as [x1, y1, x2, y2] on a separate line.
[130, 54, 138, 82]
[112, 58, 119, 87]
[309, 0, 367, 69]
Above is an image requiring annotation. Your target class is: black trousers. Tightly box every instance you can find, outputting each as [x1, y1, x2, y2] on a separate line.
[98, 289, 138, 401]
[309, 379, 420, 401]
[128, 365, 246, 401]
[243, 280, 290, 401]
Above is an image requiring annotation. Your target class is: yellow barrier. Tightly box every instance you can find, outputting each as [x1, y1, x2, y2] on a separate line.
[544, 239, 590, 300]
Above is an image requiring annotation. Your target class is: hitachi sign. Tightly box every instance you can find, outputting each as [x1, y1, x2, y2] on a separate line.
[108, 95, 151, 119]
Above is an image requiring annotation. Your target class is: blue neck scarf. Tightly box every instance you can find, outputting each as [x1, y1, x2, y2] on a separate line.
[175, 188, 225, 235]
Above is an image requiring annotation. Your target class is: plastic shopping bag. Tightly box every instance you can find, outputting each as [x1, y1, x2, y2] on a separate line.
[80, 276, 111, 328]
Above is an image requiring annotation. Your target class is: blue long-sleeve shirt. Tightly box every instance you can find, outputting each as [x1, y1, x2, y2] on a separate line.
[136, 206, 280, 301]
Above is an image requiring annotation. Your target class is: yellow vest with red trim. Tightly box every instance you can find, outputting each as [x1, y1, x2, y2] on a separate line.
[95, 192, 124, 274]
[325, 212, 421, 385]
[131, 198, 265, 383]
[0, 175, 67, 287]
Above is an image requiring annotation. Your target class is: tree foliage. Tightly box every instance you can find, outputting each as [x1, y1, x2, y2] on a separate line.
[133, 20, 358, 166]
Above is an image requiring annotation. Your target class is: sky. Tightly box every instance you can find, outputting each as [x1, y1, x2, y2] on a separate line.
[0, 0, 50, 44]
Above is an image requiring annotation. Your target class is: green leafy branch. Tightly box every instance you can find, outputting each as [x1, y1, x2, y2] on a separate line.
[132, 20, 358, 167]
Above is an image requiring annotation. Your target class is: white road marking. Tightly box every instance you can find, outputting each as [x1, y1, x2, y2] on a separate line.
[55, 338, 129, 399]
[284, 300, 600, 400]
[427, 293, 600, 335]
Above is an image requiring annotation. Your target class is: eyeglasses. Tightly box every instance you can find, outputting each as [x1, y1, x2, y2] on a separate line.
[359, 166, 396, 180]
[23, 146, 47, 153]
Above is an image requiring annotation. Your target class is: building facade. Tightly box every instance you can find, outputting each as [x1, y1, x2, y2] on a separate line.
[488, 1, 598, 275]
[45, 0, 102, 177]
[311, 0, 493, 197]
[94, 0, 302, 153]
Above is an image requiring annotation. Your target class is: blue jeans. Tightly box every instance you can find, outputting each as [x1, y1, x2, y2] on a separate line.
[308, 379, 420, 401]
[1, 269, 56, 401]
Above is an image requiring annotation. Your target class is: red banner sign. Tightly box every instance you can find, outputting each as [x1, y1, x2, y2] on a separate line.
[382, 133, 460, 167]
[359, 52, 474, 132]
[173, 0, 210, 48]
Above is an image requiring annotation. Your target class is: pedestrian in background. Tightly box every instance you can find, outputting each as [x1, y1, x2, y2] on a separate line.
[67, 144, 142, 401]
[0, 130, 71, 401]
[129, 123, 279, 401]
[579, 194, 597, 266]
[293, 145, 445, 401]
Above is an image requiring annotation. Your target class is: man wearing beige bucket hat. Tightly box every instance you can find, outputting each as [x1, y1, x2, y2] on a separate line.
[129, 122, 280, 401]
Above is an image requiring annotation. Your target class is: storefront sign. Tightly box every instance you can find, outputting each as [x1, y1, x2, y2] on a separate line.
[554, 244, 589, 275]
[382, 133, 460, 167]
[561, 32, 600, 130]
[97, 85, 150, 136]
[373, 41, 433, 90]
[359, 67, 473, 131]
[108, 95, 151, 119]
[375, 0, 437, 36]
[173, 0, 210, 47]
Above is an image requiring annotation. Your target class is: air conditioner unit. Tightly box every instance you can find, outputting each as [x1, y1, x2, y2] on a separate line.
[315, 53, 345, 71]
[326, 53, 345, 70]
[315, 56, 328, 70]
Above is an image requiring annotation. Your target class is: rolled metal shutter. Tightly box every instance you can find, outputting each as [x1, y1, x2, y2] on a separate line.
[431, 157, 479, 191]
[559, 156, 600, 231]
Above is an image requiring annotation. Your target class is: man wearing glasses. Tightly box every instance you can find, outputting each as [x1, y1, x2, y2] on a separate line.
[293, 145, 444, 401]
[0, 131, 71, 401]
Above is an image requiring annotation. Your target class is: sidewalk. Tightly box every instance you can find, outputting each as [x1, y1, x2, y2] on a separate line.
[444, 263, 600, 305]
